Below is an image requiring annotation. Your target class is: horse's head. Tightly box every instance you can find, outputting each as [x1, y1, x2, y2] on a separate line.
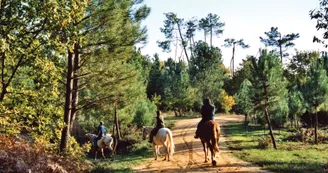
[85, 133, 95, 143]
[142, 126, 153, 140]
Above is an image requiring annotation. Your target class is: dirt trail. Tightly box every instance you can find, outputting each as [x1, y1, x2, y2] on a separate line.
[133, 115, 273, 173]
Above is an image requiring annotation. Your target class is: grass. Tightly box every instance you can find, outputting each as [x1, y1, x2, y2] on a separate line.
[224, 123, 328, 173]
[89, 141, 153, 173]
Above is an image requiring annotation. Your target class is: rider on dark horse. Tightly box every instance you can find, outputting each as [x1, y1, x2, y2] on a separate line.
[94, 121, 107, 148]
[149, 110, 165, 143]
[194, 98, 215, 139]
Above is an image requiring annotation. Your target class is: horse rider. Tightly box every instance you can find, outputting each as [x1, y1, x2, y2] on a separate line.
[194, 98, 215, 139]
[94, 121, 107, 147]
[149, 110, 165, 143]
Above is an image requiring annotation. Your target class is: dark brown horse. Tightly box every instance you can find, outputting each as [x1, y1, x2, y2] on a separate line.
[198, 120, 220, 166]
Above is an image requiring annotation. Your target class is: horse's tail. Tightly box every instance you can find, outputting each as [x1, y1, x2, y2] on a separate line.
[166, 130, 175, 156]
[211, 123, 219, 152]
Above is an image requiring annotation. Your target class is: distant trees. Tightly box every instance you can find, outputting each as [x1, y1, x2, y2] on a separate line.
[189, 41, 227, 106]
[260, 27, 299, 62]
[301, 58, 328, 144]
[310, 0, 328, 48]
[223, 39, 249, 76]
[157, 13, 189, 63]
[235, 79, 254, 126]
[199, 13, 225, 46]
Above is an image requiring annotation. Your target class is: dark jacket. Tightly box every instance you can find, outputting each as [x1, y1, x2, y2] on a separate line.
[200, 103, 215, 121]
[155, 115, 165, 128]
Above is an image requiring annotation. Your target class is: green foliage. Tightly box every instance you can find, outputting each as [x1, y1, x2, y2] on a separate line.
[249, 50, 288, 115]
[235, 79, 254, 116]
[189, 41, 227, 105]
[198, 13, 225, 45]
[157, 12, 189, 62]
[260, 27, 300, 61]
[286, 50, 320, 87]
[310, 0, 328, 48]
[226, 123, 328, 173]
[224, 56, 253, 95]
[162, 58, 195, 112]
[302, 58, 328, 113]
[288, 86, 306, 127]
[132, 99, 157, 127]
[249, 49, 288, 148]
[146, 54, 165, 101]
[223, 38, 249, 48]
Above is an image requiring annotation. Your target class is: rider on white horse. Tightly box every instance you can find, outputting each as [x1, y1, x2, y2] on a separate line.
[95, 121, 107, 148]
[149, 110, 165, 143]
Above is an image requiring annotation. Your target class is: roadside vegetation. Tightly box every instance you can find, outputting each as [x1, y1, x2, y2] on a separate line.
[224, 123, 328, 173]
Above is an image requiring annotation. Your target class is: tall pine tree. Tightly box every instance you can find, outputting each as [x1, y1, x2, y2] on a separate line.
[249, 49, 288, 149]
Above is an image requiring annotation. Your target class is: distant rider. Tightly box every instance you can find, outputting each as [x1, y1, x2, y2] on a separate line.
[194, 98, 215, 139]
[149, 110, 165, 143]
[94, 121, 107, 147]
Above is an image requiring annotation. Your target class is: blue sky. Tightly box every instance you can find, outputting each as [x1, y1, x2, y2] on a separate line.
[139, 0, 324, 68]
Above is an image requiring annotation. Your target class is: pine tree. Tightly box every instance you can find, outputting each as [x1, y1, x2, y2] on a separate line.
[301, 58, 328, 144]
[260, 27, 299, 62]
[249, 50, 288, 149]
[223, 39, 250, 76]
[235, 79, 254, 126]
[189, 41, 227, 106]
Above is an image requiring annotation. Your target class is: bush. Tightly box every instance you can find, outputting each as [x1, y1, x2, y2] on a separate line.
[286, 128, 328, 143]
[218, 90, 236, 113]
[0, 135, 91, 173]
[132, 99, 157, 128]
[257, 136, 271, 149]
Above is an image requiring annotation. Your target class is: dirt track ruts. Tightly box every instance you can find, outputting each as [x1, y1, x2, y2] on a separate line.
[132, 115, 274, 173]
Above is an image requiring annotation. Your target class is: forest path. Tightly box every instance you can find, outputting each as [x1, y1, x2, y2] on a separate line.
[132, 114, 273, 173]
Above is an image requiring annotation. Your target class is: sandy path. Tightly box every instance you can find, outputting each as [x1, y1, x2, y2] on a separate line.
[132, 115, 273, 173]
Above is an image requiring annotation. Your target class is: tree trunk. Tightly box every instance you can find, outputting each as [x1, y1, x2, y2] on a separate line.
[309, 113, 313, 128]
[60, 50, 74, 152]
[210, 29, 212, 47]
[315, 110, 318, 144]
[0, 52, 6, 102]
[231, 44, 236, 76]
[263, 82, 277, 149]
[70, 43, 80, 131]
[279, 44, 283, 62]
[265, 108, 277, 149]
[245, 114, 249, 131]
[114, 102, 121, 140]
[177, 23, 189, 64]
[189, 38, 193, 58]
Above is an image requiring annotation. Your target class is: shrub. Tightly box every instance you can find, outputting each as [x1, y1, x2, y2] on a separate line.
[218, 90, 236, 113]
[258, 136, 272, 149]
[0, 135, 91, 173]
[132, 99, 157, 128]
[286, 128, 328, 143]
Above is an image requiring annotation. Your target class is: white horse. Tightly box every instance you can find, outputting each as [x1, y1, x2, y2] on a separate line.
[143, 126, 175, 161]
[85, 133, 116, 160]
